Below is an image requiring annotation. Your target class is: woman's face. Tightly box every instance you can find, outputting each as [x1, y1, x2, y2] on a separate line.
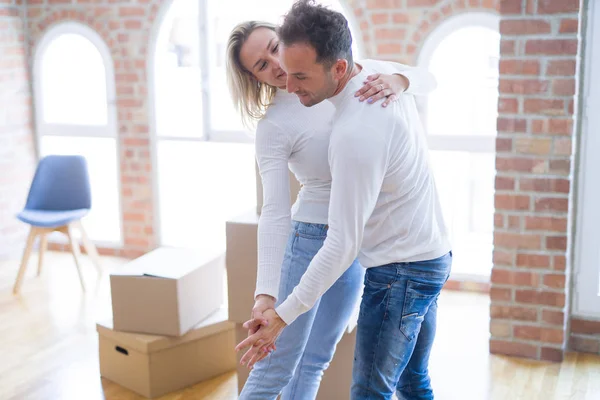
[239, 27, 287, 89]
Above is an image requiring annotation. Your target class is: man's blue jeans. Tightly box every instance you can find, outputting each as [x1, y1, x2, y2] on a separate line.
[351, 252, 452, 399]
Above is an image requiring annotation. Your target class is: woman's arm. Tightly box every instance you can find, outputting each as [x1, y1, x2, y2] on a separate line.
[359, 58, 437, 95]
[353, 59, 438, 106]
[254, 118, 294, 302]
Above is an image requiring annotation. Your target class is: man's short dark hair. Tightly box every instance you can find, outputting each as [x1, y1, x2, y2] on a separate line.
[277, 0, 354, 68]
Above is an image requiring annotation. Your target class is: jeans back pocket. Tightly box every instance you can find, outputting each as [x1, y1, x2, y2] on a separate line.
[399, 279, 443, 341]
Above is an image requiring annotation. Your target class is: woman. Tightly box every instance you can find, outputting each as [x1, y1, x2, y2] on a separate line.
[226, 21, 436, 399]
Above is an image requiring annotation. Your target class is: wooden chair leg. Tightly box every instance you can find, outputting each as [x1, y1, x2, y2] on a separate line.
[76, 220, 102, 276]
[37, 233, 48, 277]
[13, 227, 38, 295]
[65, 223, 86, 292]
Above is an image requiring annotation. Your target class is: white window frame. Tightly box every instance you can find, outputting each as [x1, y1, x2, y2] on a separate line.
[417, 12, 500, 153]
[33, 22, 123, 247]
[573, 0, 600, 318]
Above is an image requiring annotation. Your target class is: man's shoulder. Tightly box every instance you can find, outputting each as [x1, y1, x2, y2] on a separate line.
[332, 100, 409, 147]
[357, 58, 390, 70]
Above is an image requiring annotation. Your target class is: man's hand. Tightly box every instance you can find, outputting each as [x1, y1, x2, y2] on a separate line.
[354, 73, 409, 107]
[236, 308, 287, 369]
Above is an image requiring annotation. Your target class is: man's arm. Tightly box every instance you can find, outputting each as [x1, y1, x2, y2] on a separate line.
[275, 122, 389, 325]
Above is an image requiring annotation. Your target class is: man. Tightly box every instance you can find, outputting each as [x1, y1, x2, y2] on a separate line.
[236, 1, 452, 398]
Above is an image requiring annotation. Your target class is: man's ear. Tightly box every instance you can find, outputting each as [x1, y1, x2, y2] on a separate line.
[332, 59, 348, 80]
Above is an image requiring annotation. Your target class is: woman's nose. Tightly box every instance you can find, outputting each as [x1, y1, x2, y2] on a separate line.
[269, 55, 280, 70]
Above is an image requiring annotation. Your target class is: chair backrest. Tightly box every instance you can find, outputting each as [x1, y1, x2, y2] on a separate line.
[24, 155, 92, 211]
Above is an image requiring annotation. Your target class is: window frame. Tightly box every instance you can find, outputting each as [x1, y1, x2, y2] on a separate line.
[573, 0, 600, 318]
[33, 22, 123, 246]
[417, 12, 500, 154]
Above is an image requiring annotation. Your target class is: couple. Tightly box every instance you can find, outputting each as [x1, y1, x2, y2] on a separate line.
[226, 1, 452, 399]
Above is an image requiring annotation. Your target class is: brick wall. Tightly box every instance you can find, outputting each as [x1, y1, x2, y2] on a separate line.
[490, 0, 581, 362]
[0, 0, 36, 261]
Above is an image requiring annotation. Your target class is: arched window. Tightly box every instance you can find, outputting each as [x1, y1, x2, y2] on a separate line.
[34, 23, 121, 244]
[418, 13, 500, 279]
[151, 0, 362, 251]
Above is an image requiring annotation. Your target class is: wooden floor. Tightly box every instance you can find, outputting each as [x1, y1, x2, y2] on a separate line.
[0, 251, 599, 400]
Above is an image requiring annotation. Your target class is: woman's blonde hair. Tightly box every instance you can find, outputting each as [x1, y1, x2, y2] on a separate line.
[226, 21, 279, 129]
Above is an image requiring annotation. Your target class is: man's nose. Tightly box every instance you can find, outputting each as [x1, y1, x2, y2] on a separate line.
[286, 79, 296, 93]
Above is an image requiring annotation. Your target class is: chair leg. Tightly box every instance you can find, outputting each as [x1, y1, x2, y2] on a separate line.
[37, 233, 48, 277]
[13, 227, 38, 295]
[76, 220, 102, 276]
[66, 223, 86, 292]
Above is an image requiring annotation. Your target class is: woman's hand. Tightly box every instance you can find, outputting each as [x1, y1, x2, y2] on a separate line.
[354, 73, 410, 107]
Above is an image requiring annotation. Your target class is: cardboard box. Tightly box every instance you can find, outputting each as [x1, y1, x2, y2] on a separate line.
[98, 308, 236, 399]
[255, 160, 302, 215]
[234, 323, 357, 399]
[226, 211, 260, 324]
[110, 247, 225, 336]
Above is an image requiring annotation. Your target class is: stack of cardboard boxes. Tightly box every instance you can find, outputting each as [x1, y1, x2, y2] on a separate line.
[225, 165, 358, 399]
[97, 162, 359, 398]
[97, 247, 236, 398]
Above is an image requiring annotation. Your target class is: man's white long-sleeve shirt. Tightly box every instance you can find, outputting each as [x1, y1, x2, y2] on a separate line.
[254, 59, 436, 301]
[275, 63, 451, 325]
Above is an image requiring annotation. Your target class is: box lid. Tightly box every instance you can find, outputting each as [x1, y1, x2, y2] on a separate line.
[226, 210, 260, 226]
[110, 246, 222, 280]
[96, 307, 234, 354]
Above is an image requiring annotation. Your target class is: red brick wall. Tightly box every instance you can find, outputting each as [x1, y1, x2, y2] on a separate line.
[490, 0, 581, 362]
[0, 0, 36, 261]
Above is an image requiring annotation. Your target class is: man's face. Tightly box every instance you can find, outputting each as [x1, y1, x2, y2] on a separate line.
[280, 43, 345, 107]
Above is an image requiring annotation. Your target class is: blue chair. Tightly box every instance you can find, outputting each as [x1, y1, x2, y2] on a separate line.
[13, 155, 102, 294]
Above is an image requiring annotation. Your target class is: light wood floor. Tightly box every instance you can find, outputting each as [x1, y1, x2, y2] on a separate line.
[0, 251, 599, 400]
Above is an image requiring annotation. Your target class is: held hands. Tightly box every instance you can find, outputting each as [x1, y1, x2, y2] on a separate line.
[248, 294, 276, 335]
[236, 308, 287, 369]
[354, 73, 410, 107]
[241, 294, 277, 362]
